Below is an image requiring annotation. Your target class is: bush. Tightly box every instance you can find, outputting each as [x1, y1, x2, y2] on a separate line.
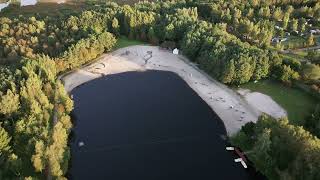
[232, 115, 320, 180]
[301, 63, 320, 82]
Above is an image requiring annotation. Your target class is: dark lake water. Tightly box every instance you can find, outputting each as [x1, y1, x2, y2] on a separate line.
[69, 70, 254, 180]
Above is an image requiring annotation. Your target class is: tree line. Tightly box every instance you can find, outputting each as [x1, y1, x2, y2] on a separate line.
[0, 0, 320, 179]
[232, 114, 320, 180]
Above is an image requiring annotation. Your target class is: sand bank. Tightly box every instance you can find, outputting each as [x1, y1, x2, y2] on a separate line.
[62, 45, 286, 135]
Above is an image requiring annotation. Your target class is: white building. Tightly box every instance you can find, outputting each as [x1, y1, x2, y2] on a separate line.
[275, 25, 283, 30]
[271, 37, 287, 43]
[173, 48, 179, 55]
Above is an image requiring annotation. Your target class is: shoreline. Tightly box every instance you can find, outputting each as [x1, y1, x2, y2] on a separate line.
[62, 45, 286, 135]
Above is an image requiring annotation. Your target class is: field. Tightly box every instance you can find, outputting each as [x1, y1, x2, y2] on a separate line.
[238, 80, 318, 124]
[114, 36, 146, 49]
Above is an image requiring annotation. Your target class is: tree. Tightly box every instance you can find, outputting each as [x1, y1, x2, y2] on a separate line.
[307, 34, 315, 47]
[31, 140, 45, 172]
[298, 18, 306, 32]
[111, 17, 120, 36]
[301, 63, 320, 81]
[147, 27, 158, 45]
[47, 122, 68, 177]
[290, 19, 298, 32]
[0, 126, 11, 156]
[273, 7, 283, 21]
[233, 115, 320, 180]
[278, 65, 300, 83]
[251, 129, 275, 178]
[221, 59, 235, 83]
[305, 104, 320, 137]
[0, 89, 20, 116]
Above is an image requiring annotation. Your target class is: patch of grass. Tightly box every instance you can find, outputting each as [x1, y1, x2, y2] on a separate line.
[281, 36, 306, 49]
[239, 79, 317, 124]
[294, 51, 308, 57]
[114, 36, 146, 49]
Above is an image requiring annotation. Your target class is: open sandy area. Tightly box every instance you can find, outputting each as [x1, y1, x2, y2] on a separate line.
[238, 89, 287, 119]
[62, 45, 286, 135]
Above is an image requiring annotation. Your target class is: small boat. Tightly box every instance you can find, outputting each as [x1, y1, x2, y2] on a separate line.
[78, 141, 85, 147]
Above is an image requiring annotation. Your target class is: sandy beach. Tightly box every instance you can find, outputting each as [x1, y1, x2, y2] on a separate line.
[62, 45, 286, 135]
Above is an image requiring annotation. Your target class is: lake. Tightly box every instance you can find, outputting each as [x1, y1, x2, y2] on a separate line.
[68, 70, 256, 180]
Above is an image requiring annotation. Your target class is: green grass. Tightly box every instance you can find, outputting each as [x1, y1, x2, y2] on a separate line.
[114, 36, 146, 49]
[238, 80, 318, 124]
[281, 36, 306, 49]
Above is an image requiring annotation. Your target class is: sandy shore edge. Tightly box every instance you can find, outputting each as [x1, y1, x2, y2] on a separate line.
[62, 45, 286, 136]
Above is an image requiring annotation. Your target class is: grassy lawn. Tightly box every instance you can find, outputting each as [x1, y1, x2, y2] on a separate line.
[281, 36, 306, 50]
[238, 80, 318, 124]
[114, 36, 146, 49]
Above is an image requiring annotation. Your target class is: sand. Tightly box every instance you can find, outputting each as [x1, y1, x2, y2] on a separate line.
[62, 45, 286, 135]
[238, 89, 287, 119]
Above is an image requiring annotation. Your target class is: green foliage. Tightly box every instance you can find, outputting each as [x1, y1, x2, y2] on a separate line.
[180, 21, 271, 84]
[31, 140, 45, 172]
[307, 34, 315, 47]
[307, 51, 320, 65]
[46, 122, 68, 177]
[0, 56, 73, 178]
[239, 80, 318, 124]
[1, 0, 320, 178]
[277, 65, 300, 83]
[57, 32, 116, 72]
[111, 17, 120, 36]
[0, 89, 19, 116]
[232, 115, 320, 180]
[305, 104, 320, 137]
[0, 125, 11, 157]
[301, 63, 320, 81]
[114, 36, 145, 49]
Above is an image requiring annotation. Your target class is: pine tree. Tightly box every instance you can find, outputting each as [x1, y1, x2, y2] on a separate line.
[307, 34, 315, 47]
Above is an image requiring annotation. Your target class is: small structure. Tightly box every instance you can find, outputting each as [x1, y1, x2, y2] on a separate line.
[271, 37, 287, 43]
[78, 141, 85, 147]
[226, 147, 235, 151]
[173, 48, 179, 55]
[275, 25, 283, 30]
[310, 29, 320, 35]
[292, 30, 299, 35]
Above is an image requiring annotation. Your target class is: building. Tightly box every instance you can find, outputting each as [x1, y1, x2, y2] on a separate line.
[173, 48, 179, 55]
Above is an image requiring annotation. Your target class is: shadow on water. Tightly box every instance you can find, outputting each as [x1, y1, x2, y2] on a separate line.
[68, 70, 260, 180]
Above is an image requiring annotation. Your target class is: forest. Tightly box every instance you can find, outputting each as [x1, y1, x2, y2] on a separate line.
[0, 0, 320, 179]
